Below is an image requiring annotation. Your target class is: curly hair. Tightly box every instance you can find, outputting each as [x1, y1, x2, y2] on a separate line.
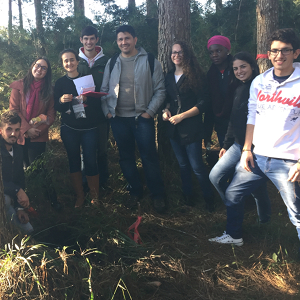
[170, 41, 205, 93]
[23, 57, 53, 103]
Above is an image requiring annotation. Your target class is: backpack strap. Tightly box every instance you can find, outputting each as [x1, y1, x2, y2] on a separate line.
[109, 52, 155, 77]
[147, 52, 155, 77]
[109, 53, 119, 74]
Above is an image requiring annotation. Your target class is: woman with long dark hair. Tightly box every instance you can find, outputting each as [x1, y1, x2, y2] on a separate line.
[162, 41, 214, 211]
[9, 57, 55, 167]
[54, 49, 101, 208]
[209, 52, 271, 245]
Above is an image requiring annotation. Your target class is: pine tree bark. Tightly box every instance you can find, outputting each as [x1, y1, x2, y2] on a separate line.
[128, 0, 136, 15]
[214, 0, 222, 13]
[147, 0, 157, 19]
[18, 0, 23, 30]
[0, 149, 11, 246]
[157, 0, 191, 166]
[256, 0, 278, 73]
[74, 0, 85, 19]
[34, 0, 46, 55]
[8, 0, 12, 44]
[158, 0, 190, 73]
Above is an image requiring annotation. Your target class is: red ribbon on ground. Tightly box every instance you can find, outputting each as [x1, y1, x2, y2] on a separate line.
[256, 54, 268, 59]
[127, 216, 142, 244]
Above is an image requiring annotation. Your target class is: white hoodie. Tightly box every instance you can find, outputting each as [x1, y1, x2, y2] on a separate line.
[247, 62, 300, 160]
[78, 46, 104, 68]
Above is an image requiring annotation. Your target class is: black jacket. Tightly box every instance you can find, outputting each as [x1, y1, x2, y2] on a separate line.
[223, 80, 252, 150]
[204, 55, 237, 144]
[164, 71, 208, 145]
[1, 138, 24, 207]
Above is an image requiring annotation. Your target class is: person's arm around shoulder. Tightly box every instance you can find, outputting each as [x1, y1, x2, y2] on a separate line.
[100, 59, 113, 119]
[145, 59, 166, 117]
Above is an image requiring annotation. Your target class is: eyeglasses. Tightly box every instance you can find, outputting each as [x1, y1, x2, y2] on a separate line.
[171, 51, 183, 57]
[269, 48, 294, 56]
[34, 63, 48, 72]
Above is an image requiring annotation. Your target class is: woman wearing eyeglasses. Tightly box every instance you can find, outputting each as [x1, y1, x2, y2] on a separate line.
[162, 41, 214, 211]
[9, 57, 55, 167]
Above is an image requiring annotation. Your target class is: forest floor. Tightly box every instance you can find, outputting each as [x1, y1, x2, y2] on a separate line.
[11, 120, 300, 300]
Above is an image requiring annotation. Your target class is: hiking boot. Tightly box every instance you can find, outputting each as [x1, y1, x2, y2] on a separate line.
[208, 232, 244, 246]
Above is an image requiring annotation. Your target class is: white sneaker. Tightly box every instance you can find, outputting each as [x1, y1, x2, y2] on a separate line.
[208, 232, 244, 246]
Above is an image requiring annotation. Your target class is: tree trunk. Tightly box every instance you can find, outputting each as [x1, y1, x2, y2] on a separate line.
[256, 0, 278, 73]
[74, 0, 85, 36]
[74, 0, 85, 19]
[0, 150, 11, 246]
[34, 0, 46, 55]
[158, 0, 190, 73]
[128, 0, 136, 15]
[18, 0, 23, 30]
[8, 0, 12, 44]
[157, 0, 191, 167]
[214, 0, 222, 13]
[147, 0, 157, 19]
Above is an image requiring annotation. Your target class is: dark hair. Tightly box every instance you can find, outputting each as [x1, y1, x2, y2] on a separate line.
[0, 110, 21, 127]
[23, 57, 53, 103]
[268, 28, 300, 51]
[116, 25, 136, 38]
[81, 26, 98, 38]
[59, 48, 80, 65]
[170, 41, 205, 92]
[232, 51, 259, 82]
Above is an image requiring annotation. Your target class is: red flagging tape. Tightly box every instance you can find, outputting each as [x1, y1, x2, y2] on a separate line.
[256, 54, 268, 59]
[127, 216, 142, 244]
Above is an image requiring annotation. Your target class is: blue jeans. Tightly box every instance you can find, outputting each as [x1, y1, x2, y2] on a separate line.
[110, 116, 164, 198]
[61, 125, 98, 176]
[225, 154, 300, 240]
[209, 142, 271, 223]
[170, 139, 213, 199]
[5, 195, 33, 234]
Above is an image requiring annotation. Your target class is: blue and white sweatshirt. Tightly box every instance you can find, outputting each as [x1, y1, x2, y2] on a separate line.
[247, 62, 300, 160]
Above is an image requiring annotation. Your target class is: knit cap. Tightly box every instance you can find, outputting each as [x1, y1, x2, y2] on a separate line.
[207, 35, 231, 51]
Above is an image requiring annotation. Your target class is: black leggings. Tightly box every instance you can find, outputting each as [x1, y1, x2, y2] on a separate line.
[22, 138, 46, 168]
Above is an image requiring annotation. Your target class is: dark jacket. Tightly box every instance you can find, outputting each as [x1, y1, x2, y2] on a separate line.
[223, 80, 252, 150]
[164, 71, 208, 145]
[54, 74, 103, 130]
[1, 138, 24, 207]
[78, 51, 108, 124]
[204, 55, 237, 144]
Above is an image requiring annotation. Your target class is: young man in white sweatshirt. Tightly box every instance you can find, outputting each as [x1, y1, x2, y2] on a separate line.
[209, 28, 300, 247]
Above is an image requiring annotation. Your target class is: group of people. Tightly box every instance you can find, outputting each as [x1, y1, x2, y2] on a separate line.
[2, 24, 300, 254]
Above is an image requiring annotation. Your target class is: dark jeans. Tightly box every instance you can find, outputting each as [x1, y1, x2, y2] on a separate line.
[22, 138, 46, 168]
[61, 124, 98, 176]
[209, 142, 271, 223]
[110, 116, 164, 198]
[97, 121, 110, 185]
[170, 139, 213, 199]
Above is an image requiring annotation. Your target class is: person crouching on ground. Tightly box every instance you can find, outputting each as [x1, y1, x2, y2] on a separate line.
[0, 110, 33, 233]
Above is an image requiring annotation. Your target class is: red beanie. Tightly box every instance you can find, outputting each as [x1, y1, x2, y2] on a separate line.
[207, 35, 231, 51]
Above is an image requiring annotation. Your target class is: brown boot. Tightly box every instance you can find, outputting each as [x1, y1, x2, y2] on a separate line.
[86, 175, 100, 205]
[70, 172, 85, 208]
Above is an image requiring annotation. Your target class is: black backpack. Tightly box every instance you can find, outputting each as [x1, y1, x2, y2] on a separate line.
[109, 52, 155, 76]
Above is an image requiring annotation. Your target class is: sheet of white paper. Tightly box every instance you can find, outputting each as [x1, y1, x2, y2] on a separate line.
[73, 75, 95, 95]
